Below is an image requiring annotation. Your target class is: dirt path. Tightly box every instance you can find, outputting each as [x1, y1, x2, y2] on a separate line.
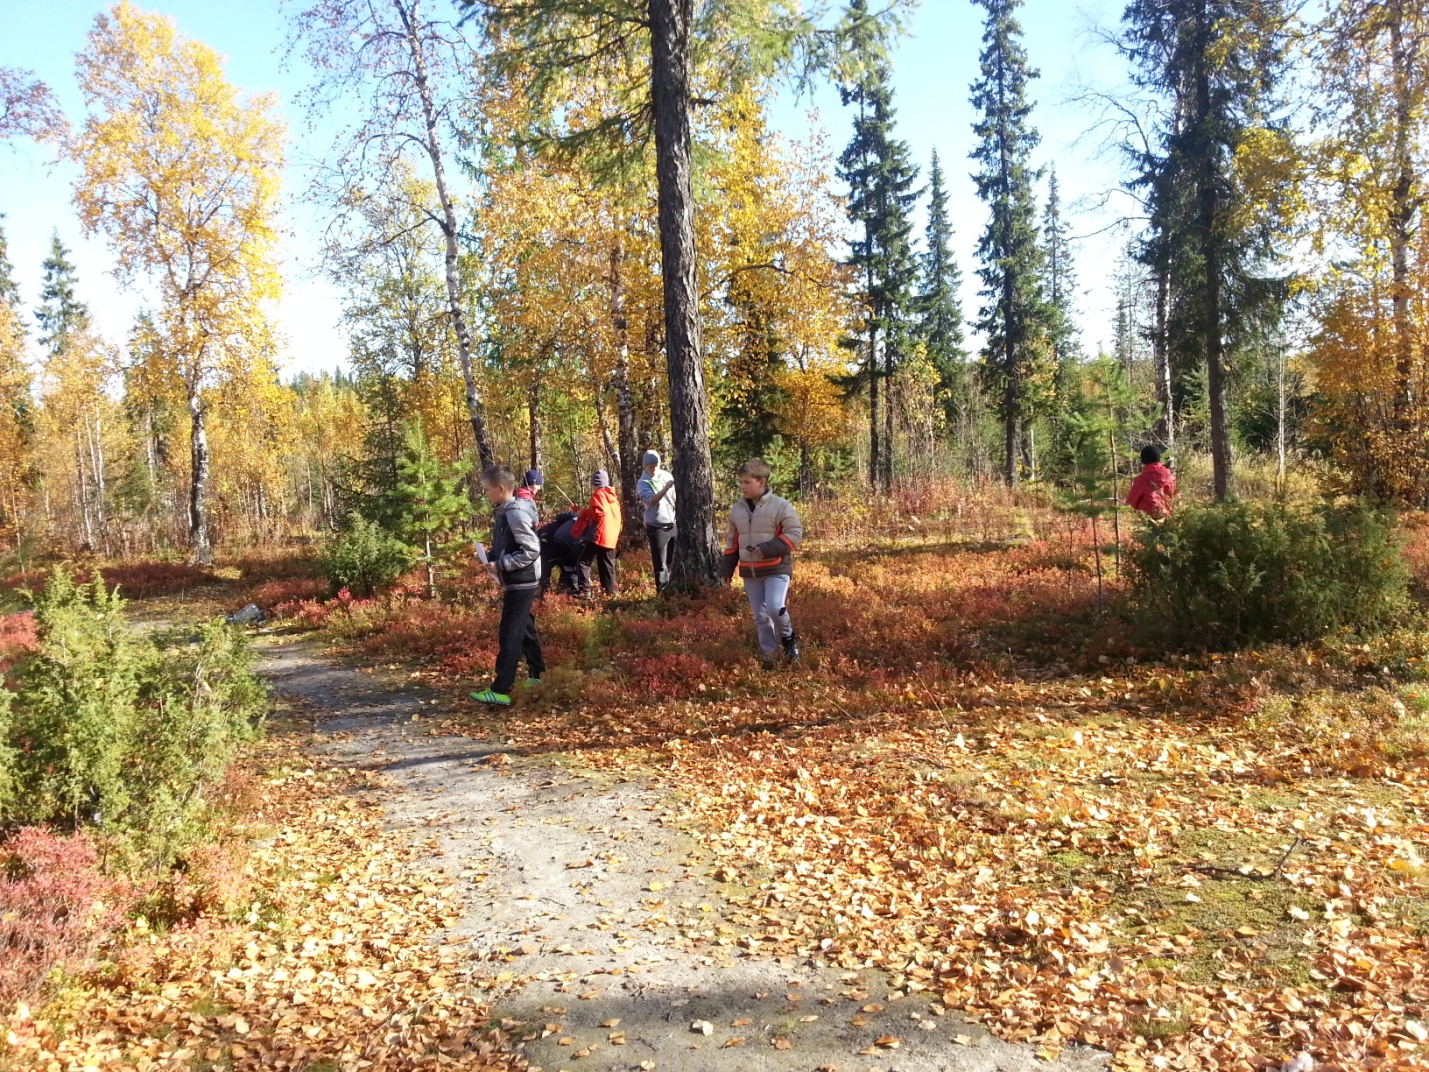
[257, 635, 1109, 1072]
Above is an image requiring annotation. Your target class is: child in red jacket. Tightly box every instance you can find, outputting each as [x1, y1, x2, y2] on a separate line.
[572, 470, 622, 596]
[1127, 446, 1176, 519]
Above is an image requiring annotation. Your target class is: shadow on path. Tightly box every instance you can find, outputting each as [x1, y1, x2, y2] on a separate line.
[257, 635, 1109, 1072]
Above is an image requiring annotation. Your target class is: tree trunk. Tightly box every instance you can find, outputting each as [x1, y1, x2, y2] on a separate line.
[1003, 388, 1019, 488]
[1390, 8, 1417, 430]
[189, 391, 213, 564]
[1152, 249, 1174, 446]
[1091, 512, 1104, 612]
[609, 239, 643, 537]
[1003, 256, 1019, 487]
[396, 0, 494, 468]
[592, 378, 619, 477]
[883, 337, 895, 493]
[1108, 427, 1121, 576]
[91, 408, 110, 556]
[868, 324, 881, 491]
[75, 431, 93, 550]
[1276, 342, 1287, 497]
[650, 0, 720, 587]
[529, 370, 544, 474]
[1197, 58, 1234, 502]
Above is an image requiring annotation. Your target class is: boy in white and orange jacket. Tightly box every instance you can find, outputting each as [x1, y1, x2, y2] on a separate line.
[719, 458, 804, 669]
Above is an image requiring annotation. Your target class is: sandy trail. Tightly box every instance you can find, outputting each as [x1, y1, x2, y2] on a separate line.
[257, 635, 1108, 1072]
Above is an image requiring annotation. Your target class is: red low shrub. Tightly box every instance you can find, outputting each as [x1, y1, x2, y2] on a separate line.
[1401, 513, 1429, 591]
[4, 563, 217, 599]
[136, 841, 251, 931]
[249, 576, 327, 610]
[623, 653, 719, 699]
[0, 610, 38, 674]
[273, 597, 334, 628]
[227, 550, 321, 584]
[0, 828, 127, 1008]
[97, 562, 216, 598]
[357, 600, 493, 676]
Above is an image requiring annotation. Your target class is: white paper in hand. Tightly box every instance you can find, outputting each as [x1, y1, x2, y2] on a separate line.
[474, 541, 489, 566]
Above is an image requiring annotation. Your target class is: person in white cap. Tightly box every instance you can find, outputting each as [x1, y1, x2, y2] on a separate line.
[637, 450, 677, 592]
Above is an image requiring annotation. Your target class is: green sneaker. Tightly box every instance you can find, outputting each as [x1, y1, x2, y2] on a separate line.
[527, 677, 542, 687]
[470, 689, 512, 707]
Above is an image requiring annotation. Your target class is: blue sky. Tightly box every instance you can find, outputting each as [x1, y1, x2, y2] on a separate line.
[0, 0, 1134, 379]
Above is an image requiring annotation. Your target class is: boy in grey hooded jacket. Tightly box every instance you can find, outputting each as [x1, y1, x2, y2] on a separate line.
[471, 465, 545, 706]
[637, 450, 677, 591]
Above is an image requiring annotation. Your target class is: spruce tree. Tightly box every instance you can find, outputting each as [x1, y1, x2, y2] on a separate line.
[837, 0, 920, 493]
[1121, 0, 1293, 500]
[0, 219, 34, 546]
[1043, 168, 1081, 397]
[35, 232, 90, 354]
[0, 217, 20, 310]
[915, 150, 969, 449]
[391, 418, 472, 599]
[1041, 168, 1083, 480]
[969, 0, 1053, 487]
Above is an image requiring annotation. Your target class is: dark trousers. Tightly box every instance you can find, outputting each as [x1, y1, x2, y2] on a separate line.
[541, 543, 580, 598]
[578, 544, 618, 596]
[492, 585, 544, 694]
[646, 524, 676, 591]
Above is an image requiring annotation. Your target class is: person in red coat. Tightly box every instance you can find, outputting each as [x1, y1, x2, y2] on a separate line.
[572, 470, 622, 596]
[1127, 446, 1176, 519]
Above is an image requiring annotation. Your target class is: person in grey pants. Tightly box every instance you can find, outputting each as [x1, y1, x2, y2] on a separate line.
[719, 458, 803, 669]
[637, 450, 677, 593]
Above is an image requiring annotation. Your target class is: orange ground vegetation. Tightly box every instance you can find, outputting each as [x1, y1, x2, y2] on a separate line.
[283, 524, 1429, 1072]
[5, 510, 1427, 1071]
[0, 736, 515, 1072]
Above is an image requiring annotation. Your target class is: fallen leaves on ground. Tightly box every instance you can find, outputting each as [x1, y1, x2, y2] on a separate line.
[408, 536, 1429, 1072]
[2, 735, 519, 1072]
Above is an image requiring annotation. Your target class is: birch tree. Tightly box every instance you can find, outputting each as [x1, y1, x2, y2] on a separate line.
[287, 0, 497, 468]
[71, 1, 284, 563]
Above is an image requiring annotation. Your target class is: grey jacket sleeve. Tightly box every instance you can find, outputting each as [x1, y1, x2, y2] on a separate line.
[637, 475, 655, 504]
[499, 503, 541, 573]
[777, 498, 803, 548]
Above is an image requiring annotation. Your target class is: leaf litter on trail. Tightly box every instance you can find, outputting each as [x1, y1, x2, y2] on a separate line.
[427, 592, 1429, 1071]
[2, 735, 522, 1072]
[337, 539, 1429, 1071]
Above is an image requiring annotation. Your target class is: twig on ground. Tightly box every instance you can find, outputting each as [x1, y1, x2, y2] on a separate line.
[1185, 836, 1304, 882]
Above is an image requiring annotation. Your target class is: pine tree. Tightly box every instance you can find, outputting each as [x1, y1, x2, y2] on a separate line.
[969, 0, 1053, 486]
[35, 233, 90, 354]
[914, 150, 969, 449]
[837, 0, 920, 493]
[1121, 0, 1293, 500]
[391, 418, 472, 599]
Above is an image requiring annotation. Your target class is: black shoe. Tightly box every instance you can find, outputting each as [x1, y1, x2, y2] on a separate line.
[759, 654, 778, 671]
[781, 633, 801, 663]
